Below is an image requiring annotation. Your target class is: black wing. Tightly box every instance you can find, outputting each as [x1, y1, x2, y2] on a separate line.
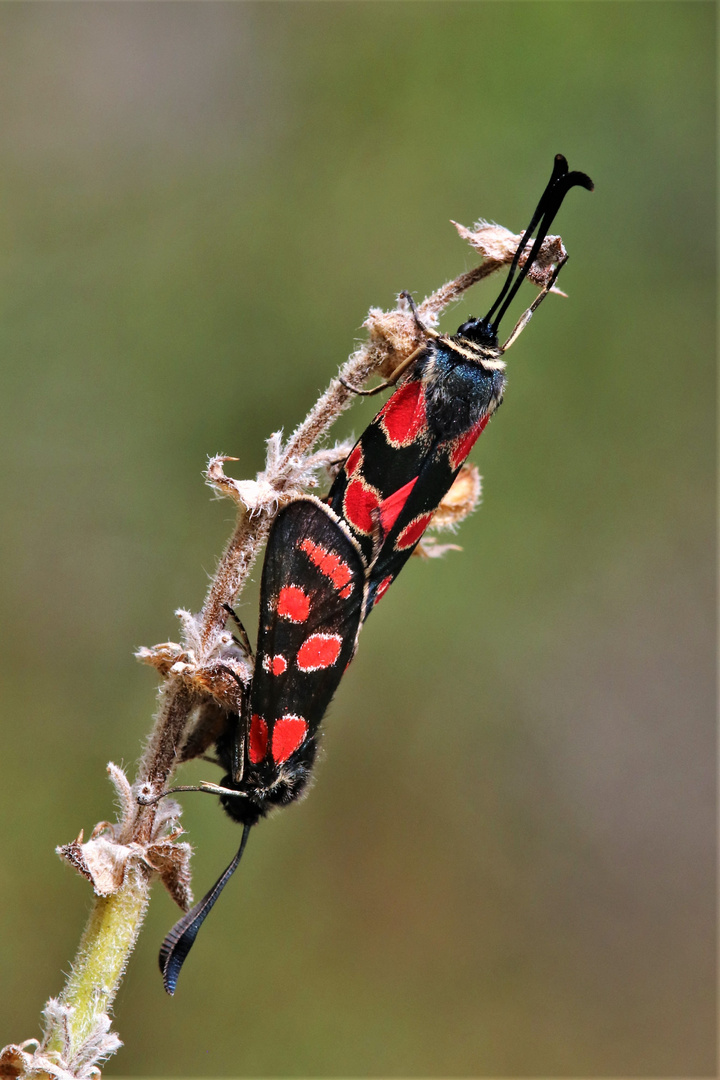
[159, 498, 367, 994]
[328, 361, 498, 618]
[247, 497, 367, 785]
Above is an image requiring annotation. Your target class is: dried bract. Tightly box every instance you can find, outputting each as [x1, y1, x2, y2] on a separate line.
[427, 463, 482, 530]
[452, 220, 568, 292]
[57, 765, 192, 910]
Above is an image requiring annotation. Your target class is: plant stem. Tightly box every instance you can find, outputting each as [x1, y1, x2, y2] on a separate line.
[4, 233, 538, 1077]
[44, 868, 150, 1059]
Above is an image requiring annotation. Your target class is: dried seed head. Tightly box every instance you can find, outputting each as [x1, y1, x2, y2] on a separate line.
[452, 220, 568, 291]
[428, 463, 482, 530]
[57, 765, 193, 908]
[363, 302, 430, 380]
[2, 1003, 122, 1080]
[413, 467, 482, 560]
[413, 536, 463, 560]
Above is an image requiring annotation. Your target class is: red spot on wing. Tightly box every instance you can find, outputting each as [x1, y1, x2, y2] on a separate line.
[448, 414, 490, 471]
[378, 381, 427, 447]
[248, 714, 268, 764]
[373, 575, 393, 606]
[296, 633, 343, 671]
[378, 478, 418, 534]
[395, 512, 434, 550]
[277, 585, 311, 622]
[299, 538, 355, 594]
[272, 715, 308, 763]
[262, 654, 287, 676]
[343, 477, 381, 535]
[344, 444, 363, 477]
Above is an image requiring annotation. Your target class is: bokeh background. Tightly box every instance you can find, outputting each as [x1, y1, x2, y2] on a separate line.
[0, 3, 715, 1077]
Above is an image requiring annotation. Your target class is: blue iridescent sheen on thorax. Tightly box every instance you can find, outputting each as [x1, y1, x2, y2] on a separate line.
[418, 345, 506, 441]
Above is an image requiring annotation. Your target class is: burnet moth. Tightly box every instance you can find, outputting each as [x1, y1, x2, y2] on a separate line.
[156, 154, 592, 994]
[329, 154, 593, 614]
[159, 498, 366, 993]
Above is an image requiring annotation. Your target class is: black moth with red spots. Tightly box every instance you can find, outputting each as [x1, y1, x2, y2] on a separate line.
[328, 154, 593, 616]
[158, 155, 592, 994]
[219, 497, 366, 828]
[159, 498, 366, 993]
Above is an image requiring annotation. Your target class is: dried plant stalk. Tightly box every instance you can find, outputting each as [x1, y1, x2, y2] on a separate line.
[1, 220, 568, 1080]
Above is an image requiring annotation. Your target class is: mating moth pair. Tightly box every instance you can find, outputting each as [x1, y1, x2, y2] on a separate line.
[154, 154, 593, 994]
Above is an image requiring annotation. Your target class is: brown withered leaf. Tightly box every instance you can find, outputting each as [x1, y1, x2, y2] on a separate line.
[58, 827, 192, 908]
[144, 836, 193, 911]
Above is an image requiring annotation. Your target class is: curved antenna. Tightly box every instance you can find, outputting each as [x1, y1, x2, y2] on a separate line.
[159, 821, 252, 995]
[483, 154, 593, 333]
[483, 153, 568, 327]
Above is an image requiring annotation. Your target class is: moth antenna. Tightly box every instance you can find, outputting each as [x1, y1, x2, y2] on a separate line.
[222, 603, 253, 657]
[219, 662, 247, 693]
[398, 290, 439, 339]
[483, 154, 593, 333]
[484, 153, 567, 327]
[159, 821, 253, 995]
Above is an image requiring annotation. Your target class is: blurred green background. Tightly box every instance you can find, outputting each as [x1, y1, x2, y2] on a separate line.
[0, 3, 714, 1076]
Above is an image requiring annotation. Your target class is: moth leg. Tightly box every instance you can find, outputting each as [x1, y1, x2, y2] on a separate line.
[338, 376, 388, 398]
[339, 342, 427, 397]
[222, 603, 253, 658]
[398, 290, 441, 339]
[501, 255, 568, 353]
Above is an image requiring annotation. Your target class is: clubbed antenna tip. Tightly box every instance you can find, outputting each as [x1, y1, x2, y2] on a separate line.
[483, 154, 593, 333]
[159, 822, 253, 995]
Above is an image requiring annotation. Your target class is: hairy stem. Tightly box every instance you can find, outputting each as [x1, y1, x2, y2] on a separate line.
[199, 511, 271, 656]
[6, 231, 541, 1078]
[44, 869, 151, 1060]
[134, 679, 196, 843]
